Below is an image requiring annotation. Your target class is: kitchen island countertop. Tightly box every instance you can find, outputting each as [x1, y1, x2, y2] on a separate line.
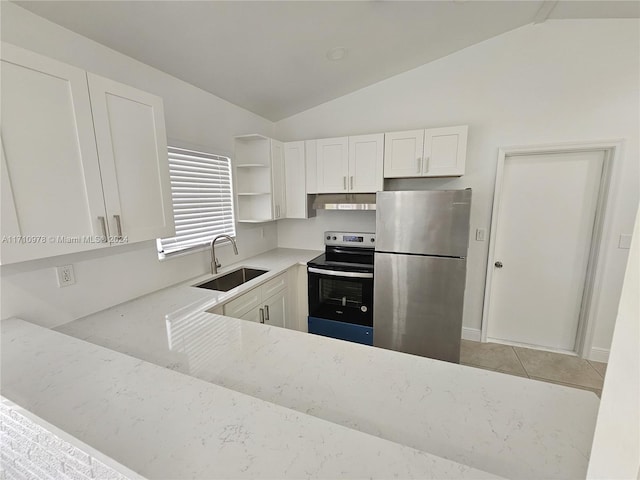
[3, 247, 599, 479]
[2, 318, 500, 480]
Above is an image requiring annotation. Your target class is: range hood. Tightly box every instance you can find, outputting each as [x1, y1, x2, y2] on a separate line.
[311, 193, 377, 211]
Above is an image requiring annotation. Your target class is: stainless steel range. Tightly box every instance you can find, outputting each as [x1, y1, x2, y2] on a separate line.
[307, 231, 375, 345]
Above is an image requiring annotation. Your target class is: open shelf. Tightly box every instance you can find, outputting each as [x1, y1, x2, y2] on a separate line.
[237, 194, 273, 223]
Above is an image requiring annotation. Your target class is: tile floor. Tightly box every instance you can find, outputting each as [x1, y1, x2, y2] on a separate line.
[461, 340, 606, 397]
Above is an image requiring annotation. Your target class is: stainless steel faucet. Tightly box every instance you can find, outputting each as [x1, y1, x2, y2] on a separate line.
[210, 235, 238, 274]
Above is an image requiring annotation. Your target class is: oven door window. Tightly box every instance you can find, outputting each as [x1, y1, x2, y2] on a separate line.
[308, 272, 373, 327]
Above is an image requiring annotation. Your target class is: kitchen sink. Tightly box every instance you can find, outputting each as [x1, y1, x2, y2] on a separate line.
[194, 267, 268, 292]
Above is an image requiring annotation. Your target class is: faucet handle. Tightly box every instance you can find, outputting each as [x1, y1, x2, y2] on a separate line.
[215, 258, 221, 268]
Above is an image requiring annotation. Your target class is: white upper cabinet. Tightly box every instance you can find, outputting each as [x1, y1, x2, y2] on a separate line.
[384, 126, 468, 178]
[1, 44, 109, 264]
[0, 44, 175, 264]
[305, 139, 318, 194]
[284, 141, 314, 219]
[235, 135, 289, 223]
[424, 126, 467, 177]
[87, 73, 174, 243]
[270, 139, 286, 219]
[383, 130, 425, 178]
[316, 134, 384, 193]
[348, 133, 384, 192]
[316, 137, 349, 193]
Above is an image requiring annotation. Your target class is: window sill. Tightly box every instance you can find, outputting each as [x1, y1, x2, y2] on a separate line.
[157, 238, 235, 262]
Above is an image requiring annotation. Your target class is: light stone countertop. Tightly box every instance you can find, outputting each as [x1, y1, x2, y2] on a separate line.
[52, 249, 601, 480]
[2, 318, 500, 480]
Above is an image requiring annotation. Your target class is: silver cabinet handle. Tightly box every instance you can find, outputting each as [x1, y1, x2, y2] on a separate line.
[259, 308, 265, 323]
[424, 156, 430, 173]
[343, 176, 347, 190]
[350, 176, 354, 189]
[113, 214, 123, 238]
[416, 157, 422, 173]
[98, 216, 108, 242]
[264, 305, 269, 321]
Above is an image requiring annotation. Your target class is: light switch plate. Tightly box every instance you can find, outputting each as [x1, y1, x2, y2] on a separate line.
[618, 234, 632, 249]
[56, 265, 75, 287]
[475, 228, 486, 242]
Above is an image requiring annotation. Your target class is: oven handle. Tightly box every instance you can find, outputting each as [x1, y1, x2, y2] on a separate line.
[308, 267, 373, 279]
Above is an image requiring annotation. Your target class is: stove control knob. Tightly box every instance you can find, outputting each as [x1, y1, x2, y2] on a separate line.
[326, 235, 331, 240]
[370, 238, 375, 242]
[332, 236, 337, 240]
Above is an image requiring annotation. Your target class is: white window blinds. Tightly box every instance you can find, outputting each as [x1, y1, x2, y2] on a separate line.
[157, 146, 235, 258]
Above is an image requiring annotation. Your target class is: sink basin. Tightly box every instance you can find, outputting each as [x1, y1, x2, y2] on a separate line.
[195, 267, 268, 292]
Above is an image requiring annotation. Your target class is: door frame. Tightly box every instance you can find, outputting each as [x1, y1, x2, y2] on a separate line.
[481, 140, 622, 358]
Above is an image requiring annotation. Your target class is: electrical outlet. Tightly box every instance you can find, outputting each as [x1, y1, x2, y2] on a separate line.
[475, 228, 486, 242]
[56, 265, 75, 287]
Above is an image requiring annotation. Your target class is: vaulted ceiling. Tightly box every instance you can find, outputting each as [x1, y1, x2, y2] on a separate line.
[13, 1, 640, 121]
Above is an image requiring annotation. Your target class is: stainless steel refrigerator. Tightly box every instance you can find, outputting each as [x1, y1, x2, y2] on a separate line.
[374, 190, 472, 363]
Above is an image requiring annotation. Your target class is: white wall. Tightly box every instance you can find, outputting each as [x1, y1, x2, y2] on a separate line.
[587, 208, 640, 479]
[275, 19, 640, 358]
[0, 3, 277, 328]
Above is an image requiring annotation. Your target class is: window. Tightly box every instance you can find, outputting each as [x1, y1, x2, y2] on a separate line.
[157, 146, 235, 258]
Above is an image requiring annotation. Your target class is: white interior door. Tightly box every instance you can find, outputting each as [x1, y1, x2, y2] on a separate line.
[486, 150, 605, 351]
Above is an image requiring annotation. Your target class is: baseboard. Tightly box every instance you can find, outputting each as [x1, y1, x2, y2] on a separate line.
[589, 347, 610, 363]
[462, 327, 481, 342]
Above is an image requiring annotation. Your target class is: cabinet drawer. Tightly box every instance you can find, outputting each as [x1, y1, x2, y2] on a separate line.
[261, 272, 287, 299]
[224, 289, 262, 318]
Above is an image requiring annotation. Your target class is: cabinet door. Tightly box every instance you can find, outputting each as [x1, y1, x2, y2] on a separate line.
[0, 44, 108, 264]
[423, 126, 467, 177]
[305, 140, 318, 194]
[316, 137, 349, 193]
[284, 141, 308, 219]
[87, 73, 175, 244]
[348, 134, 384, 192]
[263, 289, 287, 328]
[270, 139, 286, 219]
[383, 130, 424, 178]
[241, 305, 265, 324]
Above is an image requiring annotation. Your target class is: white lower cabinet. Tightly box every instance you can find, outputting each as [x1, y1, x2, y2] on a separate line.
[241, 305, 265, 323]
[263, 288, 287, 328]
[222, 272, 288, 329]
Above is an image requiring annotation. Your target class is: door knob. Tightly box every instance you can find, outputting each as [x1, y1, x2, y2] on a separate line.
[495, 261, 503, 268]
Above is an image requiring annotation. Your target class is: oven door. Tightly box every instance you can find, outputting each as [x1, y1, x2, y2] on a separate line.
[307, 267, 373, 327]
